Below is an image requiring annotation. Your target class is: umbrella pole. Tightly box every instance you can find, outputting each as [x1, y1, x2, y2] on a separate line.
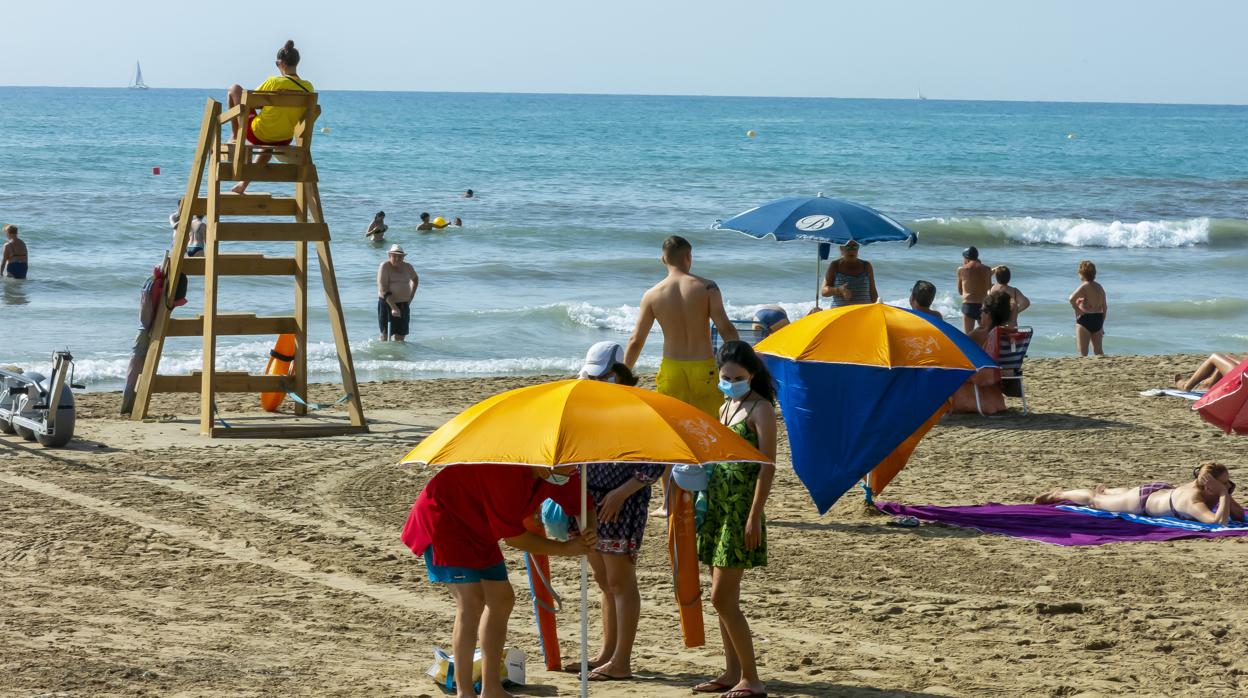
[580, 472, 589, 698]
[814, 243, 822, 309]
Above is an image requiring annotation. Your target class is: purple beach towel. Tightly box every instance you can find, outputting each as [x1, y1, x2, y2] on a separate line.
[877, 501, 1248, 546]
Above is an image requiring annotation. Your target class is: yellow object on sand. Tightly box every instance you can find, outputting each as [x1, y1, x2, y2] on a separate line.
[399, 379, 766, 468]
[432, 217, 448, 229]
[656, 357, 722, 417]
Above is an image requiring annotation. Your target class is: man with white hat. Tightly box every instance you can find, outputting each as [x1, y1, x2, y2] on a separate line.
[377, 244, 418, 341]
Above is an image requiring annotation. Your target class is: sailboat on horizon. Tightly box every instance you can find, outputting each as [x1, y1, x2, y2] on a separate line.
[917, 86, 927, 101]
[129, 61, 149, 90]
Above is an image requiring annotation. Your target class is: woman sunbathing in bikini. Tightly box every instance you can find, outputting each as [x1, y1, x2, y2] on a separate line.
[1035, 462, 1245, 525]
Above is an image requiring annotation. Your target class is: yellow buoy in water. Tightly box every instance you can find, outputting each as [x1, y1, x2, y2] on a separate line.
[433, 216, 448, 229]
[1066, 132, 1076, 139]
[746, 130, 757, 138]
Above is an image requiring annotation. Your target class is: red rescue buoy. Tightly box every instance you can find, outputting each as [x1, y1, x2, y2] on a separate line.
[152, 167, 160, 175]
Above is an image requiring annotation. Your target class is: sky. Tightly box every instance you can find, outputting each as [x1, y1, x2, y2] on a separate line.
[3, 0, 1246, 104]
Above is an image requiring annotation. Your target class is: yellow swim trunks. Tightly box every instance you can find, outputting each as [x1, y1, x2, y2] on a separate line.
[656, 358, 723, 416]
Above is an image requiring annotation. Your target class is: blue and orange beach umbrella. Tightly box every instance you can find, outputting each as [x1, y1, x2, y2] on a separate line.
[754, 303, 995, 513]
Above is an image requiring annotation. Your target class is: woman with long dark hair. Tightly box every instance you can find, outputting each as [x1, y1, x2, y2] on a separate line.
[693, 340, 776, 698]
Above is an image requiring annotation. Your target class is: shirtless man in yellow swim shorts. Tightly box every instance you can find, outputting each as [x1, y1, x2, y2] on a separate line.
[625, 235, 738, 514]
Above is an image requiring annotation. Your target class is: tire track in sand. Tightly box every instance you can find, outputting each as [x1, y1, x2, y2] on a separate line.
[0, 472, 441, 615]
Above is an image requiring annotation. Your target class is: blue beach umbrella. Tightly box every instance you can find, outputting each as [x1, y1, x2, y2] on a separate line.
[755, 304, 995, 514]
[713, 193, 918, 308]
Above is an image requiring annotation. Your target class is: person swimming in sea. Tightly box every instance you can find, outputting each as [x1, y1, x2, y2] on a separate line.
[2, 224, 29, 279]
[416, 212, 434, 231]
[1069, 260, 1107, 356]
[364, 211, 388, 242]
[463, 189, 475, 199]
[1035, 462, 1244, 525]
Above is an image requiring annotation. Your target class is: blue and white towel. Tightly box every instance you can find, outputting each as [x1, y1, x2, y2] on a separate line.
[1058, 505, 1248, 533]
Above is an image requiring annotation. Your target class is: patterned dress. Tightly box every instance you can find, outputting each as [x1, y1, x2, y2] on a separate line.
[697, 402, 768, 569]
[571, 462, 663, 562]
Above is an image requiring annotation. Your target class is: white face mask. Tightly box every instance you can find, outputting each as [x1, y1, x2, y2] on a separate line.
[546, 471, 571, 486]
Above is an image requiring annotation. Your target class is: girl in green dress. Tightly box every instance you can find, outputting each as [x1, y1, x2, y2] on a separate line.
[693, 341, 777, 698]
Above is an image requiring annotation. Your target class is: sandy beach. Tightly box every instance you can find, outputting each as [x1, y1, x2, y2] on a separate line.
[2, 354, 1246, 697]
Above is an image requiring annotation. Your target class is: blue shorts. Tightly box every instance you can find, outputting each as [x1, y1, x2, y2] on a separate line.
[4, 261, 27, 279]
[423, 548, 509, 584]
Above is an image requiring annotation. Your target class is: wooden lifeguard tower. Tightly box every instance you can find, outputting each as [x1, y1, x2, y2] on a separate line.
[131, 92, 366, 437]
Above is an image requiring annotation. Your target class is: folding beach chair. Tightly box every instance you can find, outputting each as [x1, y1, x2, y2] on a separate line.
[995, 326, 1033, 414]
[711, 320, 767, 354]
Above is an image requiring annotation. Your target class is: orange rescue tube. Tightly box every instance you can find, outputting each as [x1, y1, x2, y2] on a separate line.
[668, 484, 705, 648]
[260, 334, 297, 412]
[523, 515, 562, 670]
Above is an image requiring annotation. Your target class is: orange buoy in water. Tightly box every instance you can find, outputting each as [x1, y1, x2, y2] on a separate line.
[260, 334, 297, 411]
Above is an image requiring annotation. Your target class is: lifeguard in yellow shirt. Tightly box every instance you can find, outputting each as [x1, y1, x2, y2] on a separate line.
[226, 39, 314, 194]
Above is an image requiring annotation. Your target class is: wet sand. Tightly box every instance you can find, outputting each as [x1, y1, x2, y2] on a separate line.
[2, 355, 1246, 697]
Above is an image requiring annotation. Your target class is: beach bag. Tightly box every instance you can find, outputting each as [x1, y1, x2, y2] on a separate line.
[540, 498, 571, 541]
[426, 647, 525, 692]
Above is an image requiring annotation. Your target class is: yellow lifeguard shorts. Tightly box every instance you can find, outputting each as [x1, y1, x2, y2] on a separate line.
[656, 358, 722, 416]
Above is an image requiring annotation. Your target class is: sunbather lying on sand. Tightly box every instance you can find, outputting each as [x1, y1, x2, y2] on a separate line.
[1175, 353, 1241, 392]
[1035, 462, 1245, 525]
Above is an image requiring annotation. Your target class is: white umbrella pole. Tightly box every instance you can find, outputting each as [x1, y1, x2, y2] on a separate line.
[580, 471, 589, 698]
[814, 243, 823, 309]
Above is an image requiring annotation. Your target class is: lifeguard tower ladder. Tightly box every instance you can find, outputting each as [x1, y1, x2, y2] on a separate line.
[131, 92, 366, 437]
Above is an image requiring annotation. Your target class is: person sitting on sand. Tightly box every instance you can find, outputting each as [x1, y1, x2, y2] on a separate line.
[1069, 260, 1107, 357]
[377, 245, 418, 342]
[951, 290, 1014, 414]
[2, 224, 29, 279]
[570, 341, 661, 682]
[170, 199, 207, 257]
[693, 340, 776, 698]
[1036, 462, 1245, 525]
[821, 240, 877, 307]
[956, 246, 994, 334]
[364, 211, 387, 242]
[1175, 353, 1243, 392]
[751, 305, 789, 338]
[990, 265, 1030, 326]
[625, 235, 739, 516]
[401, 464, 597, 698]
[416, 212, 434, 231]
[909, 280, 942, 321]
[225, 40, 313, 195]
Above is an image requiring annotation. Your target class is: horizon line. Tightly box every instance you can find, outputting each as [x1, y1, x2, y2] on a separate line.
[2, 84, 1247, 109]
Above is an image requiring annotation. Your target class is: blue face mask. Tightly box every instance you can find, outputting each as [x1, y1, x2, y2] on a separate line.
[546, 471, 572, 486]
[718, 378, 750, 400]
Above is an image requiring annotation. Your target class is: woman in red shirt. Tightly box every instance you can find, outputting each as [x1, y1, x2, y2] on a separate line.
[402, 463, 596, 698]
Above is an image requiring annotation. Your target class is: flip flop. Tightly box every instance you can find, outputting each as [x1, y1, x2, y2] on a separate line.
[720, 690, 768, 698]
[587, 670, 633, 682]
[691, 681, 733, 694]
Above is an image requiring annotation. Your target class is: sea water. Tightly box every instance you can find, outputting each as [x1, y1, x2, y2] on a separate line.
[1, 88, 1245, 390]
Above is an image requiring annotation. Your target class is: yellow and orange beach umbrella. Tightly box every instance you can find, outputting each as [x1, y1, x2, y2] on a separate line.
[399, 379, 767, 698]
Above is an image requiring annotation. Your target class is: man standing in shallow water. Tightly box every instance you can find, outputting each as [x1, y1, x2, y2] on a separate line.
[956, 246, 994, 334]
[625, 235, 738, 514]
[2, 225, 29, 279]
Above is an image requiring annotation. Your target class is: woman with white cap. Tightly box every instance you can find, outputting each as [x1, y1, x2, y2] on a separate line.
[377, 244, 418, 341]
[565, 341, 661, 681]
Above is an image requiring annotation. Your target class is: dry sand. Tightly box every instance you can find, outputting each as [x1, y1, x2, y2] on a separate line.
[2, 355, 1246, 697]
